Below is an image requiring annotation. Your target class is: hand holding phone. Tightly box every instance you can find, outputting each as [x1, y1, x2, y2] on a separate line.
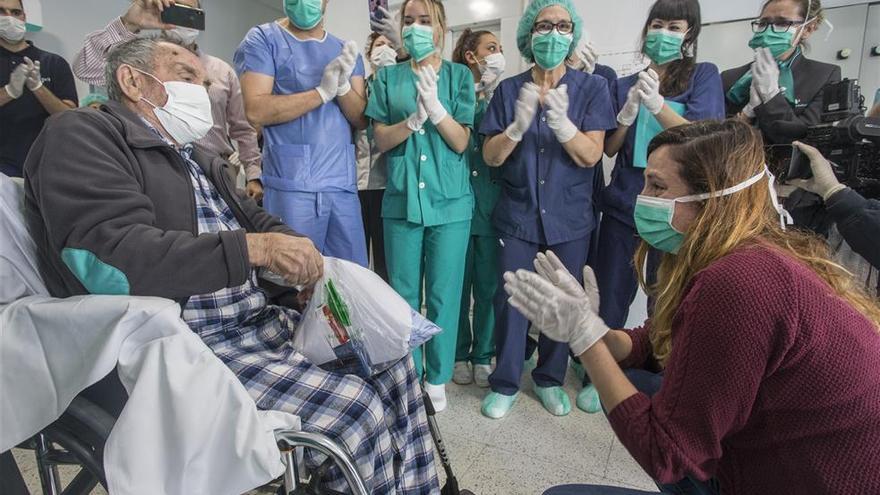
[160, 2, 206, 31]
[122, 0, 177, 33]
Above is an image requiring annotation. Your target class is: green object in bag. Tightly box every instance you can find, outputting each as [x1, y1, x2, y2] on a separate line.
[633, 100, 687, 168]
[325, 279, 352, 327]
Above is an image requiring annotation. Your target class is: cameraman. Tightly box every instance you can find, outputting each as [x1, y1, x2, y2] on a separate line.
[790, 141, 879, 292]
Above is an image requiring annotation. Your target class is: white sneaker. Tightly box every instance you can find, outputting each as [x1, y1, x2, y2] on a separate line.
[473, 364, 492, 388]
[424, 383, 447, 412]
[452, 361, 473, 385]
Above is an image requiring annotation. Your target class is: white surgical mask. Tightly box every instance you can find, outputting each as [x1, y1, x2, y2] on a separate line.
[136, 69, 213, 145]
[477, 53, 506, 93]
[166, 26, 200, 46]
[0, 15, 26, 43]
[370, 44, 397, 68]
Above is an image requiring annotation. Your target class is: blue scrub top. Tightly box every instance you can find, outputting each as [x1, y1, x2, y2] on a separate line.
[234, 22, 366, 193]
[601, 62, 725, 227]
[480, 68, 617, 246]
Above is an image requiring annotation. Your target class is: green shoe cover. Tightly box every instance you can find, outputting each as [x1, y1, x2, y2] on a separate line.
[576, 383, 602, 414]
[534, 385, 571, 416]
[481, 391, 518, 419]
[570, 359, 586, 382]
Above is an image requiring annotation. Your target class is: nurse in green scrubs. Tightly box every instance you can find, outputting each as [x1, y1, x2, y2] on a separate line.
[366, 0, 476, 411]
[450, 29, 505, 388]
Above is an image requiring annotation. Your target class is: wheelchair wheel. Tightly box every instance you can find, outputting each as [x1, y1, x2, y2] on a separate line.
[31, 396, 116, 494]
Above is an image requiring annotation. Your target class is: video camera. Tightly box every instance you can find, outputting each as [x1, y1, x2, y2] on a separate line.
[777, 79, 880, 198]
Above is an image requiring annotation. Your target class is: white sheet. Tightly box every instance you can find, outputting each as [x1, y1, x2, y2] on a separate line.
[0, 174, 300, 494]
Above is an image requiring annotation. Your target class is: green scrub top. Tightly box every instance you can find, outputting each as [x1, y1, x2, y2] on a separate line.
[468, 97, 500, 237]
[366, 60, 476, 227]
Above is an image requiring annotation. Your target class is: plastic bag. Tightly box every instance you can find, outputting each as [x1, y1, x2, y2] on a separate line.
[293, 258, 442, 378]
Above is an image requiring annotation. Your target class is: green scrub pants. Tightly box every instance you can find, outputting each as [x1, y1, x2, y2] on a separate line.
[385, 218, 471, 385]
[456, 234, 498, 366]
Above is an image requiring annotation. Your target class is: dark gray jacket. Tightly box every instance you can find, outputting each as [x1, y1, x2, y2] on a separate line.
[24, 100, 296, 301]
[826, 188, 880, 270]
[722, 55, 841, 144]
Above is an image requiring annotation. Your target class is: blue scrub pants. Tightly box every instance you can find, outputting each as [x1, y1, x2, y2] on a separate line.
[384, 218, 471, 385]
[594, 215, 641, 329]
[489, 234, 590, 396]
[544, 369, 720, 495]
[263, 190, 368, 266]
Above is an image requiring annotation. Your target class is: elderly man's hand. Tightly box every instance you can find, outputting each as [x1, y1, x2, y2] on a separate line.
[247, 233, 324, 287]
[122, 0, 177, 33]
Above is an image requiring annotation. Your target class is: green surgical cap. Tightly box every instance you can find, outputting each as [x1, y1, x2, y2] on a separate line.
[517, 0, 583, 63]
[80, 92, 109, 108]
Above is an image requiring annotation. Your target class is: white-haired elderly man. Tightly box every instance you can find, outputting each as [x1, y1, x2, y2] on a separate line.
[24, 37, 439, 495]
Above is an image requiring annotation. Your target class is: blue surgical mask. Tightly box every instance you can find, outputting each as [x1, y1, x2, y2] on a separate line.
[634, 167, 786, 254]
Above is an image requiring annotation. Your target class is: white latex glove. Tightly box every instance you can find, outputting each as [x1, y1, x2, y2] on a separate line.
[752, 47, 781, 103]
[617, 86, 641, 126]
[504, 82, 541, 142]
[504, 269, 609, 356]
[406, 100, 429, 132]
[577, 42, 599, 74]
[5, 60, 29, 99]
[789, 141, 846, 201]
[637, 68, 664, 115]
[545, 84, 578, 143]
[336, 41, 358, 97]
[316, 59, 341, 104]
[24, 57, 43, 92]
[741, 83, 761, 119]
[533, 251, 600, 315]
[369, 6, 402, 51]
[416, 65, 448, 125]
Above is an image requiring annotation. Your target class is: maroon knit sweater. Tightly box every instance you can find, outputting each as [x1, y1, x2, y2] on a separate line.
[608, 244, 880, 494]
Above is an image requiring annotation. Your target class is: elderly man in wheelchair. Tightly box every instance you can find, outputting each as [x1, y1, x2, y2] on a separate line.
[2, 36, 440, 495]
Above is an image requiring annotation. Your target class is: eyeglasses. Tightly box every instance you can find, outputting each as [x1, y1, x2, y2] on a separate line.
[750, 19, 805, 33]
[532, 20, 574, 36]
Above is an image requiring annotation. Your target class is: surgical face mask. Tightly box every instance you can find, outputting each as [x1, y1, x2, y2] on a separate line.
[748, 29, 798, 60]
[531, 31, 573, 70]
[402, 24, 436, 62]
[634, 167, 779, 254]
[137, 70, 213, 145]
[370, 44, 397, 68]
[644, 29, 686, 65]
[478, 52, 506, 77]
[166, 26, 200, 46]
[0, 15, 26, 43]
[284, 0, 324, 30]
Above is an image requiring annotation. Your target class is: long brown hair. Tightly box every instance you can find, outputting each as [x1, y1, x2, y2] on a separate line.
[639, 0, 701, 97]
[635, 120, 880, 365]
[452, 28, 493, 66]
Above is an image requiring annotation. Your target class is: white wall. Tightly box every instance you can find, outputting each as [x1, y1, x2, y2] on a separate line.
[27, 0, 282, 98]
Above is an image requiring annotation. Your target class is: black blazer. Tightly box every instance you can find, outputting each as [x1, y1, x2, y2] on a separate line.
[722, 54, 841, 144]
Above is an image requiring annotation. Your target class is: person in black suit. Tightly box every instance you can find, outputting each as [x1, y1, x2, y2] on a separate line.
[721, 0, 840, 145]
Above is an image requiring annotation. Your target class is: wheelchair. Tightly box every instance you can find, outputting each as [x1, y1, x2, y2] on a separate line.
[2, 372, 369, 495]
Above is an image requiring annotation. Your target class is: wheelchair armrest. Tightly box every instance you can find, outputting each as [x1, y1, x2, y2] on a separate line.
[274, 430, 369, 495]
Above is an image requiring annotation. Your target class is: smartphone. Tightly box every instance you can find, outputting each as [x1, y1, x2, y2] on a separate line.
[368, 0, 389, 26]
[161, 3, 206, 31]
[787, 146, 813, 181]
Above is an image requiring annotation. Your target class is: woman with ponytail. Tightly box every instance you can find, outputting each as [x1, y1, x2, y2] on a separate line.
[587, 0, 725, 414]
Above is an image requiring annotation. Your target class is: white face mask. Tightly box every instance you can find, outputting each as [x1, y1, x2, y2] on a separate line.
[370, 44, 397, 68]
[137, 69, 213, 145]
[166, 26, 200, 46]
[0, 15, 26, 43]
[477, 53, 506, 92]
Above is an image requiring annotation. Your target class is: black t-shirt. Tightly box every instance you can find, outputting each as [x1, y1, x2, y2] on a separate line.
[1, 41, 77, 177]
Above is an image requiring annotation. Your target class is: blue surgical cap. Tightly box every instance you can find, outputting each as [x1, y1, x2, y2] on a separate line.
[517, 0, 583, 63]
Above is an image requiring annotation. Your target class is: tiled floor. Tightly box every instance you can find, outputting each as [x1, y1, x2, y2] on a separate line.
[10, 365, 655, 495]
